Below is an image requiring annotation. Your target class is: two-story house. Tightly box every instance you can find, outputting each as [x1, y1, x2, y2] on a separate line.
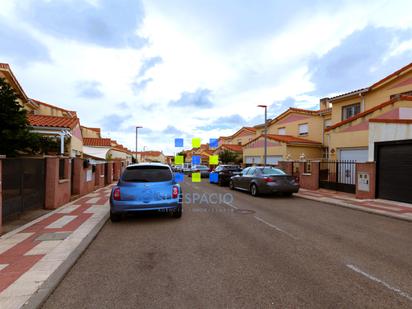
[243, 106, 331, 165]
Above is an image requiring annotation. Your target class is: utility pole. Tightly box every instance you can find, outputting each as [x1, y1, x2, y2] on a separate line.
[257, 105, 268, 166]
[135, 126, 142, 162]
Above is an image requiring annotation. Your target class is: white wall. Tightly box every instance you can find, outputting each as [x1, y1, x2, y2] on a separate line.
[368, 123, 412, 160]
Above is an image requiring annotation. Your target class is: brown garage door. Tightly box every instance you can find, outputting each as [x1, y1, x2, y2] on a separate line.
[376, 140, 412, 203]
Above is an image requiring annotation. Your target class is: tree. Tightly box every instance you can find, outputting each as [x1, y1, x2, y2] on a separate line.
[0, 77, 39, 156]
[176, 151, 186, 163]
[219, 149, 241, 164]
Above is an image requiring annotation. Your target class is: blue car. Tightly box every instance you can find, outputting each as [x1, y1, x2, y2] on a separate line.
[110, 163, 183, 222]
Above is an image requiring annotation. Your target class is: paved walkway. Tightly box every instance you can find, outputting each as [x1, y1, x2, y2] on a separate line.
[0, 186, 111, 309]
[296, 188, 412, 222]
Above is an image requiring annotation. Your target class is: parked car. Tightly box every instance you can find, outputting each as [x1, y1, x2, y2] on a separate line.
[110, 163, 182, 221]
[229, 166, 299, 197]
[210, 164, 242, 186]
[182, 163, 192, 174]
[190, 165, 210, 178]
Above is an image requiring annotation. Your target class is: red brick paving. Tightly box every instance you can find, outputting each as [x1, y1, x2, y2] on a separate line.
[0, 188, 110, 293]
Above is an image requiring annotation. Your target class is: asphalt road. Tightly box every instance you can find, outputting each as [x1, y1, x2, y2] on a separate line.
[43, 178, 412, 308]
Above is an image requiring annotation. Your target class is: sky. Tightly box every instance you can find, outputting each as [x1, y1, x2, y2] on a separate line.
[1, 0, 412, 154]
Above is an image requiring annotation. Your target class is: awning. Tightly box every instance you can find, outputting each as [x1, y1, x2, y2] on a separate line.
[83, 146, 110, 160]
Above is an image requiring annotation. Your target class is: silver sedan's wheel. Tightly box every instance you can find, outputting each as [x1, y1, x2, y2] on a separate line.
[250, 184, 258, 197]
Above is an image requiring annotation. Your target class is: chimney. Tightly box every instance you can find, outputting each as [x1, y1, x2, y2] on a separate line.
[319, 98, 330, 110]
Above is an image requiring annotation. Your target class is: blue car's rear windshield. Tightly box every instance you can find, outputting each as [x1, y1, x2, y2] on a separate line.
[122, 166, 172, 182]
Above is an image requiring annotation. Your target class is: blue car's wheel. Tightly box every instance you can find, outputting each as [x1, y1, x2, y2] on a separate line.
[110, 212, 122, 222]
[172, 206, 182, 218]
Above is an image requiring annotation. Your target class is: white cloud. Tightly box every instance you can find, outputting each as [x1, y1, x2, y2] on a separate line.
[2, 0, 412, 153]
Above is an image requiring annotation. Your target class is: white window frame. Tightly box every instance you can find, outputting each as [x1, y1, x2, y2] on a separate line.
[278, 127, 286, 135]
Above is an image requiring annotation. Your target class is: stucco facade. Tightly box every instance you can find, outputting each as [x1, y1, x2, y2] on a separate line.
[325, 63, 412, 160]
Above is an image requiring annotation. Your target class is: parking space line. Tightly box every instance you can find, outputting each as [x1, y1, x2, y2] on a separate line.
[346, 264, 412, 302]
[254, 216, 298, 240]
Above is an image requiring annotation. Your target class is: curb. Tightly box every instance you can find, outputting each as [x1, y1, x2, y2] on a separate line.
[295, 193, 412, 223]
[22, 210, 109, 309]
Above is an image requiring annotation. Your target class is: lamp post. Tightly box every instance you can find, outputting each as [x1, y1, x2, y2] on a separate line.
[135, 126, 142, 162]
[257, 105, 268, 166]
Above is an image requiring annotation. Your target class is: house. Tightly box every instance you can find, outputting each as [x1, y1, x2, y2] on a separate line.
[1, 63, 83, 157]
[219, 127, 257, 146]
[213, 144, 243, 163]
[242, 106, 331, 165]
[83, 138, 133, 165]
[81, 126, 102, 139]
[137, 151, 166, 163]
[27, 100, 83, 157]
[324, 62, 412, 162]
[322, 62, 412, 202]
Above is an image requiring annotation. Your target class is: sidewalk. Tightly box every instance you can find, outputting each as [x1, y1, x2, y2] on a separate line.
[0, 186, 112, 309]
[296, 188, 412, 222]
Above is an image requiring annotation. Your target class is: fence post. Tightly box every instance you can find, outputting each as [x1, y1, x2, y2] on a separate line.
[106, 162, 114, 185]
[299, 161, 320, 190]
[356, 162, 376, 199]
[72, 158, 83, 195]
[45, 157, 59, 209]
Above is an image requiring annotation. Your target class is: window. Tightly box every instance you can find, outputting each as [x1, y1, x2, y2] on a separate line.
[278, 127, 286, 135]
[260, 167, 286, 175]
[342, 103, 361, 120]
[242, 167, 250, 175]
[298, 123, 308, 136]
[122, 166, 172, 182]
[248, 167, 256, 175]
[324, 119, 331, 129]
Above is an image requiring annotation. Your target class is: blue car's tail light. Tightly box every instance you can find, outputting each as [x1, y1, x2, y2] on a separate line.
[113, 187, 121, 200]
[172, 186, 179, 198]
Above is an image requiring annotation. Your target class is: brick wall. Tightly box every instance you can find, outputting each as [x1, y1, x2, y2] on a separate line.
[105, 162, 114, 185]
[299, 161, 320, 191]
[45, 157, 71, 209]
[94, 164, 106, 188]
[72, 158, 95, 196]
[356, 162, 376, 199]
[278, 161, 293, 175]
[113, 161, 121, 181]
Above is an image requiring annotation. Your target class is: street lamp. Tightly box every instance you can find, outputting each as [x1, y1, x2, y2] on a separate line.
[257, 105, 267, 166]
[135, 126, 143, 161]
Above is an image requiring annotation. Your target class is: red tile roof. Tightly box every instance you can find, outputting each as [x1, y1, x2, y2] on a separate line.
[28, 114, 79, 129]
[83, 138, 112, 147]
[325, 95, 412, 132]
[221, 144, 243, 152]
[369, 118, 412, 124]
[244, 134, 321, 147]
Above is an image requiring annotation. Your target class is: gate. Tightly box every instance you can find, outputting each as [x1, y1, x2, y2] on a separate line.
[2, 158, 46, 220]
[319, 160, 356, 193]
